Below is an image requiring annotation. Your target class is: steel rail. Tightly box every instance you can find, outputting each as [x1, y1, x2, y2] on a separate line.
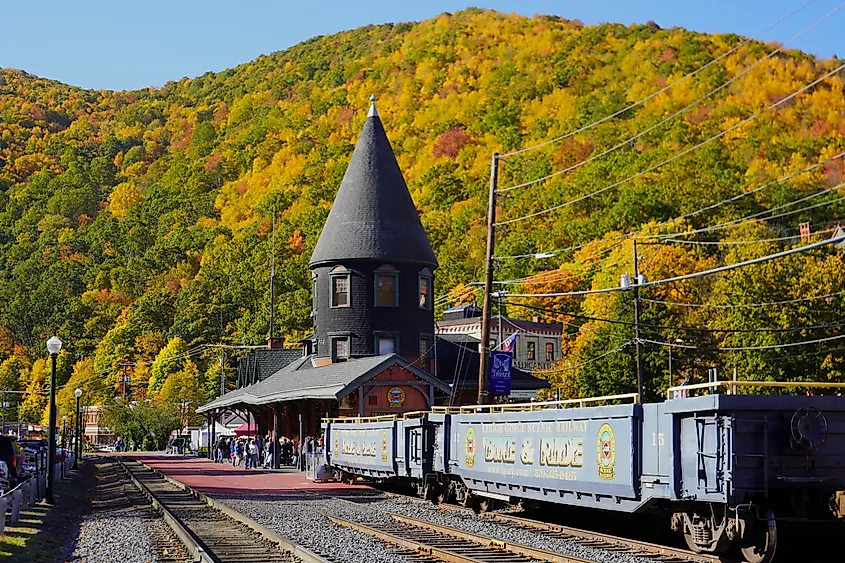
[375, 492, 729, 563]
[481, 511, 731, 563]
[330, 514, 561, 563]
[117, 457, 328, 563]
[390, 514, 591, 563]
[117, 458, 211, 563]
[132, 458, 329, 563]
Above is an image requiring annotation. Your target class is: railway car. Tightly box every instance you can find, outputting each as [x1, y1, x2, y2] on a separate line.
[323, 386, 845, 563]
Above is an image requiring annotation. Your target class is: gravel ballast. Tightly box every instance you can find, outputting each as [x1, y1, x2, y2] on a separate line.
[216, 489, 655, 563]
[59, 460, 176, 563]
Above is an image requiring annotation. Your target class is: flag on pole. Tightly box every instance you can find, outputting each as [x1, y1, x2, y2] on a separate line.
[501, 332, 518, 352]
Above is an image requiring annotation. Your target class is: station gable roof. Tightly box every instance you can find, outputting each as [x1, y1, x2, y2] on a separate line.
[197, 353, 451, 413]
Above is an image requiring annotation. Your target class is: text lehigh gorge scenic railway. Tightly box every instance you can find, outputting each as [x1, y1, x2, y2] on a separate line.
[1, 3, 844, 563]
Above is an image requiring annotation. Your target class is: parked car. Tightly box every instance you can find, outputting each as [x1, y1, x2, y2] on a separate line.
[0, 460, 11, 492]
[0, 436, 24, 485]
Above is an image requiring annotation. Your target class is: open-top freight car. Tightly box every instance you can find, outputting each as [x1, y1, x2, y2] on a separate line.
[323, 381, 845, 563]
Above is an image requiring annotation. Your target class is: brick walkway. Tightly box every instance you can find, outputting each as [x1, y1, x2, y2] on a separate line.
[127, 454, 364, 496]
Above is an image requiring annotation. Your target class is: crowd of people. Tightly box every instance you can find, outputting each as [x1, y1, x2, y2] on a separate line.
[212, 435, 324, 470]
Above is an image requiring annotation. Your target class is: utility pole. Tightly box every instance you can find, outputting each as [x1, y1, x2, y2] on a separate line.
[478, 153, 499, 405]
[120, 363, 129, 400]
[219, 350, 226, 397]
[632, 238, 644, 404]
[268, 207, 276, 346]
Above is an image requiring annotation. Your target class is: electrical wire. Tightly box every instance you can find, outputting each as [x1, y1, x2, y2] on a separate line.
[497, 0, 821, 159]
[643, 333, 845, 351]
[655, 183, 845, 239]
[493, 152, 845, 261]
[495, 60, 845, 226]
[505, 234, 845, 298]
[499, 2, 845, 193]
[537, 342, 633, 373]
[658, 226, 837, 245]
[504, 300, 845, 333]
[643, 289, 845, 309]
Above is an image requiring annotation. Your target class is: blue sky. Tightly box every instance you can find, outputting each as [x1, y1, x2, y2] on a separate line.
[2, 1, 841, 90]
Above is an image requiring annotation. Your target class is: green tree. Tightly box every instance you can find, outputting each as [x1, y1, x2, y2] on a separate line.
[148, 337, 189, 395]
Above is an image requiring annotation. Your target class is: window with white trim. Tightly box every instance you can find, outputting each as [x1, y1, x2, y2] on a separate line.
[375, 265, 398, 307]
[377, 335, 397, 355]
[332, 337, 349, 361]
[330, 267, 350, 308]
[418, 268, 432, 309]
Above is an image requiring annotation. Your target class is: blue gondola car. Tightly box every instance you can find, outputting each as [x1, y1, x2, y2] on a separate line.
[324, 387, 845, 563]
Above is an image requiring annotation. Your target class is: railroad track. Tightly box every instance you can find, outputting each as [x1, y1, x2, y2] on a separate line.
[330, 512, 592, 563]
[115, 458, 330, 563]
[476, 511, 729, 563]
[378, 491, 730, 563]
[95, 460, 189, 562]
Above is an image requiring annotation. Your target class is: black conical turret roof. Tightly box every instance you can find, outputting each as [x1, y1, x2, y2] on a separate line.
[309, 102, 438, 269]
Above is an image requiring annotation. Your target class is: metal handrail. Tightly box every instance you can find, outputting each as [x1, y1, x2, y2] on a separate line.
[324, 410, 432, 424]
[430, 392, 640, 413]
[666, 380, 845, 399]
[324, 394, 641, 423]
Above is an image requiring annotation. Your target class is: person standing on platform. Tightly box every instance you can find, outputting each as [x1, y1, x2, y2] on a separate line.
[248, 439, 258, 469]
[234, 439, 244, 467]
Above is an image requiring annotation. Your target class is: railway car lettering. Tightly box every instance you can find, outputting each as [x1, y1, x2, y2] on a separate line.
[520, 437, 534, 464]
[539, 437, 584, 467]
[651, 432, 664, 446]
[341, 439, 378, 457]
[483, 436, 517, 463]
[534, 468, 578, 481]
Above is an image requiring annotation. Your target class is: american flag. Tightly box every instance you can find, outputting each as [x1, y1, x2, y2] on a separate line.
[501, 332, 518, 353]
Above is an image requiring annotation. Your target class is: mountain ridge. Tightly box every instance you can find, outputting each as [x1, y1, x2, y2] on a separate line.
[0, 8, 843, 420]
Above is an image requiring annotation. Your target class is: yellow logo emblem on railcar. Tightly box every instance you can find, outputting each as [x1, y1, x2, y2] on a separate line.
[597, 423, 616, 480]
[465, 427, 476, 468]
[333, 437, 339, 457]
[381, 431, 389, 462]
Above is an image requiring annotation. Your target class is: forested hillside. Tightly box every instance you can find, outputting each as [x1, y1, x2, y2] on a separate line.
[1, 8, 844, 420]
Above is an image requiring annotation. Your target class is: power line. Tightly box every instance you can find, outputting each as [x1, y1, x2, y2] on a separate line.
[498, 2, 845, 193]
[493, 153, 845, 261]
[535, 342, 633, 373]
[505, 300, 845, 334]
[643, 289, 845, 309]
[505, 233, 845, 298]
[497, 0, 822, 159]
[495, 60, 845, 226]
[643, 334, 845, 351]
[657, 227, 838, 245]
[655, 182, 845, 239]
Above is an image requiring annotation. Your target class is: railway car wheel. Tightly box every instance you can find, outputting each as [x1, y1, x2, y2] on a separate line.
[739, 510, 777, 563]
[435, 485, 448, 505]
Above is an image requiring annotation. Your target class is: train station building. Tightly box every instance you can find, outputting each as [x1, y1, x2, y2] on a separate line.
[197, 99, 548, 452]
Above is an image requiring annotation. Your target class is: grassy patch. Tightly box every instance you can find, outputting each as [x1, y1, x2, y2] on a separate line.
[0, 462, 93, 562]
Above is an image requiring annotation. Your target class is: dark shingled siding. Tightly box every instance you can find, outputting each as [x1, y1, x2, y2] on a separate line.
[312, 260, 434, 359]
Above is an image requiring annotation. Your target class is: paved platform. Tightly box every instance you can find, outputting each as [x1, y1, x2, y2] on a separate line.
[127, 454, 366, 496]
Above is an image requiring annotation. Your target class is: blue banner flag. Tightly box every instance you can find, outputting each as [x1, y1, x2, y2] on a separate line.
[490, 351, 512, 396]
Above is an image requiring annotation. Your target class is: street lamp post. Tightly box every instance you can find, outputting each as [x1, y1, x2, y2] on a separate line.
[61, 415, 67, 450]
[73, 388, 82, 470]
[45, 336, 62, 504]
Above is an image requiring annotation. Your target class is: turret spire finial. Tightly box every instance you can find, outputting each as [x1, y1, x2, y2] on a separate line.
[368, 94, 379, 118]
